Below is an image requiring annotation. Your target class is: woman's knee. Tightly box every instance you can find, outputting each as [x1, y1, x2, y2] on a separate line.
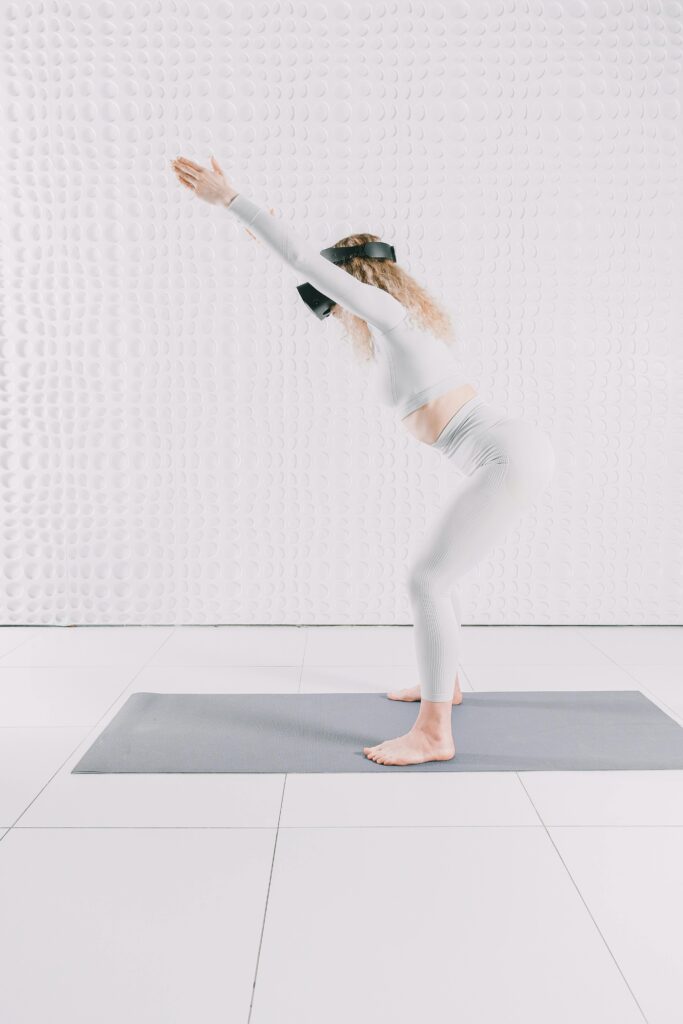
[407, 559, 450, 602]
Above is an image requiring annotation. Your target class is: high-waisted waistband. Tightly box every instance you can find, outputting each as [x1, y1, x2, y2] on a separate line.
[432, 393, 557, 495]
[431, 395, 509, 449]
[431, 394, 513, 474]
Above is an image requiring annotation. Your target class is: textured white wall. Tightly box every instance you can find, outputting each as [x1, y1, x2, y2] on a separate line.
[1, 1, 681, 625]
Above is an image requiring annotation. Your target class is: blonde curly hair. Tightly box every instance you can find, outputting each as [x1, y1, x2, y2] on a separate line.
[328, 232, 456, 363]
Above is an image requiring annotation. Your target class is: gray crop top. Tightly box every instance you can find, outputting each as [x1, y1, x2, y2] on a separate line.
[226, 193, 470, 419]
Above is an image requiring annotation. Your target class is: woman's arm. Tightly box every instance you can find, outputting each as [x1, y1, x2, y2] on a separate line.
[171, 155, 407, 334]
[224, 193, 407, 334]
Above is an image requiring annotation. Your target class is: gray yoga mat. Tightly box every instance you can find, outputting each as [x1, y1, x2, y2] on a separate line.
[71, 690, 683, 773]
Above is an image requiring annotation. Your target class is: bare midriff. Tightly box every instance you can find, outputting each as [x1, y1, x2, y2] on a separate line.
[401, 383, 478, 445]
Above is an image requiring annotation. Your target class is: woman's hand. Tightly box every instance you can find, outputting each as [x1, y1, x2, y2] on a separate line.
[170, 155, 237, 207]
[170, 154, 274, 244]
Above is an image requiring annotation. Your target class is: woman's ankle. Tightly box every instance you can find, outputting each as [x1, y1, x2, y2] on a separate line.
[414, 700, 453, 738]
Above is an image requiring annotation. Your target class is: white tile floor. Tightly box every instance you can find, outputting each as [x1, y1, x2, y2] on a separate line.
[0, 624, 682, 1023]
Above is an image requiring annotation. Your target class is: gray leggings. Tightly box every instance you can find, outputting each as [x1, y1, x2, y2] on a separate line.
[407, 395, 556, 702]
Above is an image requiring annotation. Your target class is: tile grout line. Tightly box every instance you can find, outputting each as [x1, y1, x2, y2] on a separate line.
[297, 627, 309, 695]
[633, 688, 683, 729]
[246, 771, 289, 1023]
[3, 628, 179, 833]
[460, 624, 619, 690]
[247, 626, 307, 1023]
[463, 633, 683, 727]
[576, 630, 683, 727]
[2, 822, 683, 832]
[515, 772, 650, 1024]
[0, 627, 41, 664]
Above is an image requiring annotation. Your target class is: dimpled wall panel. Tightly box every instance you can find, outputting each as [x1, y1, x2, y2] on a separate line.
[1, 1, 681, 626]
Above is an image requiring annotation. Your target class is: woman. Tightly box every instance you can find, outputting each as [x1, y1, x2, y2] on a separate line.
[171, 155, 556, 767]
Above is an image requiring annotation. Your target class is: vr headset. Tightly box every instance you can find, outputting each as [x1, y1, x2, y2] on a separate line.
[296, 240, 397, 319]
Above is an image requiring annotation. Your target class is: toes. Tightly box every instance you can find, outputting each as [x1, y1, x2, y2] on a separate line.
[365, 739, 407, 763]
[364, 745, 390, 763]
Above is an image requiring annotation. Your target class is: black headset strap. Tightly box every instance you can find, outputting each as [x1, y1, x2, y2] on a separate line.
[319, 241, 396, 265]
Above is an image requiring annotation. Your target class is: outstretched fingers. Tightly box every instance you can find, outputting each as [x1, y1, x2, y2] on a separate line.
[173, 165, 200, 183]
[172, 168, 195, 188]
[174, 156, 204, 174]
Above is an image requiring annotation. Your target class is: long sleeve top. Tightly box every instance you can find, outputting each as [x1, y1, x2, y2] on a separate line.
[226, 193, 470, 419]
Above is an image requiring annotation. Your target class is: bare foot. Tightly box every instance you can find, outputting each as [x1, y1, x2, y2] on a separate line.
[388, 674, 463, 705]
[364, 728, 455, 766]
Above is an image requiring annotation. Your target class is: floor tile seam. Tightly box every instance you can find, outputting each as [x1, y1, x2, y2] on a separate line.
[126, 662, 305, 670]
[628, 686, 683, 726]
[0, 663, 174, 671]
[575, 629, 677, 677]
[0, 725, 95, 730]
[3, 822, 546, 831]
[509, 769, 546, 825]
[0, 625, 177, 673]
[297, 630, 309, 694]
[4, 824, 279, 831]
[515, 773, 649, 1023]
[4, 629, 179, 831]
[5, 822, 683, 831]
[301, 660, 629, 668]
[247, 774, 288, 1024]
[0, 628, 41, 664]
[3, 657, 627, 670]
[462, 663, 645, 672]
